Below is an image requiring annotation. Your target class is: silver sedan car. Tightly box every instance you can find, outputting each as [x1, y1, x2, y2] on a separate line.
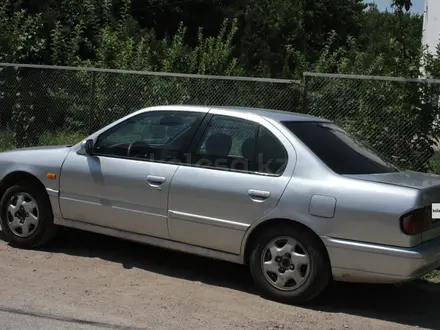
[1, 105, 440, 304]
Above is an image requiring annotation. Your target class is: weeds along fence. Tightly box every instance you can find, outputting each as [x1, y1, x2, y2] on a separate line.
[303, 72, 440, 173]
[0, 63, 302, 150]
[1, 63, 440, 173]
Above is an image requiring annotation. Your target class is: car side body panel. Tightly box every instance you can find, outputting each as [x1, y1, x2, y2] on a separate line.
[58, 153, 180, 239]
[167, 110, 297, 254]
[57, 106, 210, 238]
[0, 105, 440, 286]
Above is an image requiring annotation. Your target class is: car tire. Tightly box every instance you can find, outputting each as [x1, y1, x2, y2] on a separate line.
[249, 223, 331, 305]
[0, 181, 58, 248]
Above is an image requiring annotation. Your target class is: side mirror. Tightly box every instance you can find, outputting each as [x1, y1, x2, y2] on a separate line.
[81, 139, 94, 155]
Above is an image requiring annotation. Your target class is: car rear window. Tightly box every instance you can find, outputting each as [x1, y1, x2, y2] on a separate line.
[282, 121, 399, 175]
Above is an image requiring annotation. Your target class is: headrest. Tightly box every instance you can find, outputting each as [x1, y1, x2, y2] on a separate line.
[159, 115, 183, 126]
[205, 133, 232, 157]
[241, 138, 256, 160]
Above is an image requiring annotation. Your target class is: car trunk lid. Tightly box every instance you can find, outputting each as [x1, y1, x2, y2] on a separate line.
[345, 171, 440, 242]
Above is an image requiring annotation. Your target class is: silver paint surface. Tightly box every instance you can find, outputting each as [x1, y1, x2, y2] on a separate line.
[0, 105, 439, 284]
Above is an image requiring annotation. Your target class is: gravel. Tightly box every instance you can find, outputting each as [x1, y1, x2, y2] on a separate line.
[0, 229, 438, 330]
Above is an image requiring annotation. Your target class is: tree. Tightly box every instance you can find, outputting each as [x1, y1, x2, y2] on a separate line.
[238, 0, 367, 78]
[302, 0, 366, 64]
[358, 4, 423, 74]
[391, 0, 413, 12]
[308, 22, 440, 172]
[238, 0, 304, 78]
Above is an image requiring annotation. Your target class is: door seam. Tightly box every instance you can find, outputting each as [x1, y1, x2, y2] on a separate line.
[165, 165, 181, 236]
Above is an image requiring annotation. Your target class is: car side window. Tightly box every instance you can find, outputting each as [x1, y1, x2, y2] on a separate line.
[256, 126, 288, 175]
[191, 115, 288, 175]
[193, 115, 259, 172]
[94, 111, 204, 162]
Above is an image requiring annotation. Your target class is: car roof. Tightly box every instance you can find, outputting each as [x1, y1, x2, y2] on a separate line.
[146, 105, 331, 123]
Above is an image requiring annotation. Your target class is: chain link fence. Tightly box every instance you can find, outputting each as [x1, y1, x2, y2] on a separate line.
[0, 63, 302, 151]
[1, 63, 440, 173]
[304, 72, 440, 173]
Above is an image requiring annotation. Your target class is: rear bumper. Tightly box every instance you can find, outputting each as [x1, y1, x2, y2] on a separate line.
[323, 236, 440, 284]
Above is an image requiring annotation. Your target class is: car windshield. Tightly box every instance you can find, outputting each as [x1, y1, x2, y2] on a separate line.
[282, 121, 400, 175]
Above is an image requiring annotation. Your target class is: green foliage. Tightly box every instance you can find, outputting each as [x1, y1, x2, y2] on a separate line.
[238, 0, 368, 78]
[392, 0, 413, 12]
[309, 21, 440, 172]
[0, 1, 45, 63]
[359, 5, 423, 72]
[0, 129, 85, 151]
[39, 131, 86, 146]
[0, 130, 15, 152]
[239, 0, 304, 78]
[1, 0, 440, 175]
[423, 269, 440, 283]
[42, 15, 246, 132]
[431, 152, 440, 175]
[302, 0, 366, 65]
[162, 18, 242, 75]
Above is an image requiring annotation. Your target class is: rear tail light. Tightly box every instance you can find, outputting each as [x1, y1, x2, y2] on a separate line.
[400, 206, 433, 235]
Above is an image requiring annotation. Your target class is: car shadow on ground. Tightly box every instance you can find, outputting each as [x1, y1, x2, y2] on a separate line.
[16, 229, 440, 329]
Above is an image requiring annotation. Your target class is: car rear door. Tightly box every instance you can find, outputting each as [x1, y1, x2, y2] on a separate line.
[167, 109, 296, 254]
[59, 109, 207, 239]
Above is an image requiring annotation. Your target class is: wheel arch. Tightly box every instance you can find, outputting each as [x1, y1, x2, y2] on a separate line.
[0, 170, 60, 247]
[0, 171, 49, 202]
[241, 218, 331, 266]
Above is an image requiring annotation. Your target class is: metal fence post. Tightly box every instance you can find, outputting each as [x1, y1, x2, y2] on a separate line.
[302, 74, 309, 114]
[89, 71, 96, 135]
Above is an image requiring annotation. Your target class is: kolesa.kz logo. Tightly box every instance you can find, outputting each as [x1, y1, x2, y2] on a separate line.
[432, 203, 440, 219]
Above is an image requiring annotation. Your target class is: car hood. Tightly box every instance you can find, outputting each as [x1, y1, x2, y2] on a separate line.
[0, 145, 74, 180]
[0, 145, 73, 161]
[2, 145, 73, 153]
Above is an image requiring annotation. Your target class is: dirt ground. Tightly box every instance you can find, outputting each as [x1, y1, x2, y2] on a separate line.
[0, 229, 439, 330]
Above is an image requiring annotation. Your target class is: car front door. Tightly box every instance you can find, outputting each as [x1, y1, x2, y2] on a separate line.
[167, 110, 296, 254]
[59, 109, 206, 239]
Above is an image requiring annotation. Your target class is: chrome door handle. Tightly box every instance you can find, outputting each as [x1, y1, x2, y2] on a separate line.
[146, 175, 166, 187]
[248, 189, 271, 202]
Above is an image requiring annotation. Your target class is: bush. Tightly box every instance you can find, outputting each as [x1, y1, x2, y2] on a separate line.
[0, 130, 14, 152]
[0, 130, 86, 151]
[307, 33, 440, 172]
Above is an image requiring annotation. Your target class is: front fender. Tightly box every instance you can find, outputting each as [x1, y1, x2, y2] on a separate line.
[0, 146, 73, 220]
[0, 145, 73, 190]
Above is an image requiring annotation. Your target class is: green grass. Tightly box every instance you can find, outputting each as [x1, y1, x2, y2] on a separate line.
[430, 151, 440, 174]
[38, 131, 86, 147]
[0, 130, 86, 151]
[423, 270, 440, 283]
[0, 130, 15, 152]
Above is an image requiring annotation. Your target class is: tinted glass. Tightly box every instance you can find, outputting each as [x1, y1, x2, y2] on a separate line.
[283, 121, 399, 175]
[192, 115, 287, 175]
[196, 115, 259, 157]
[256, 126, 288, 175]
[194, 115, 259, 172]
[94, 111, 203, 162]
